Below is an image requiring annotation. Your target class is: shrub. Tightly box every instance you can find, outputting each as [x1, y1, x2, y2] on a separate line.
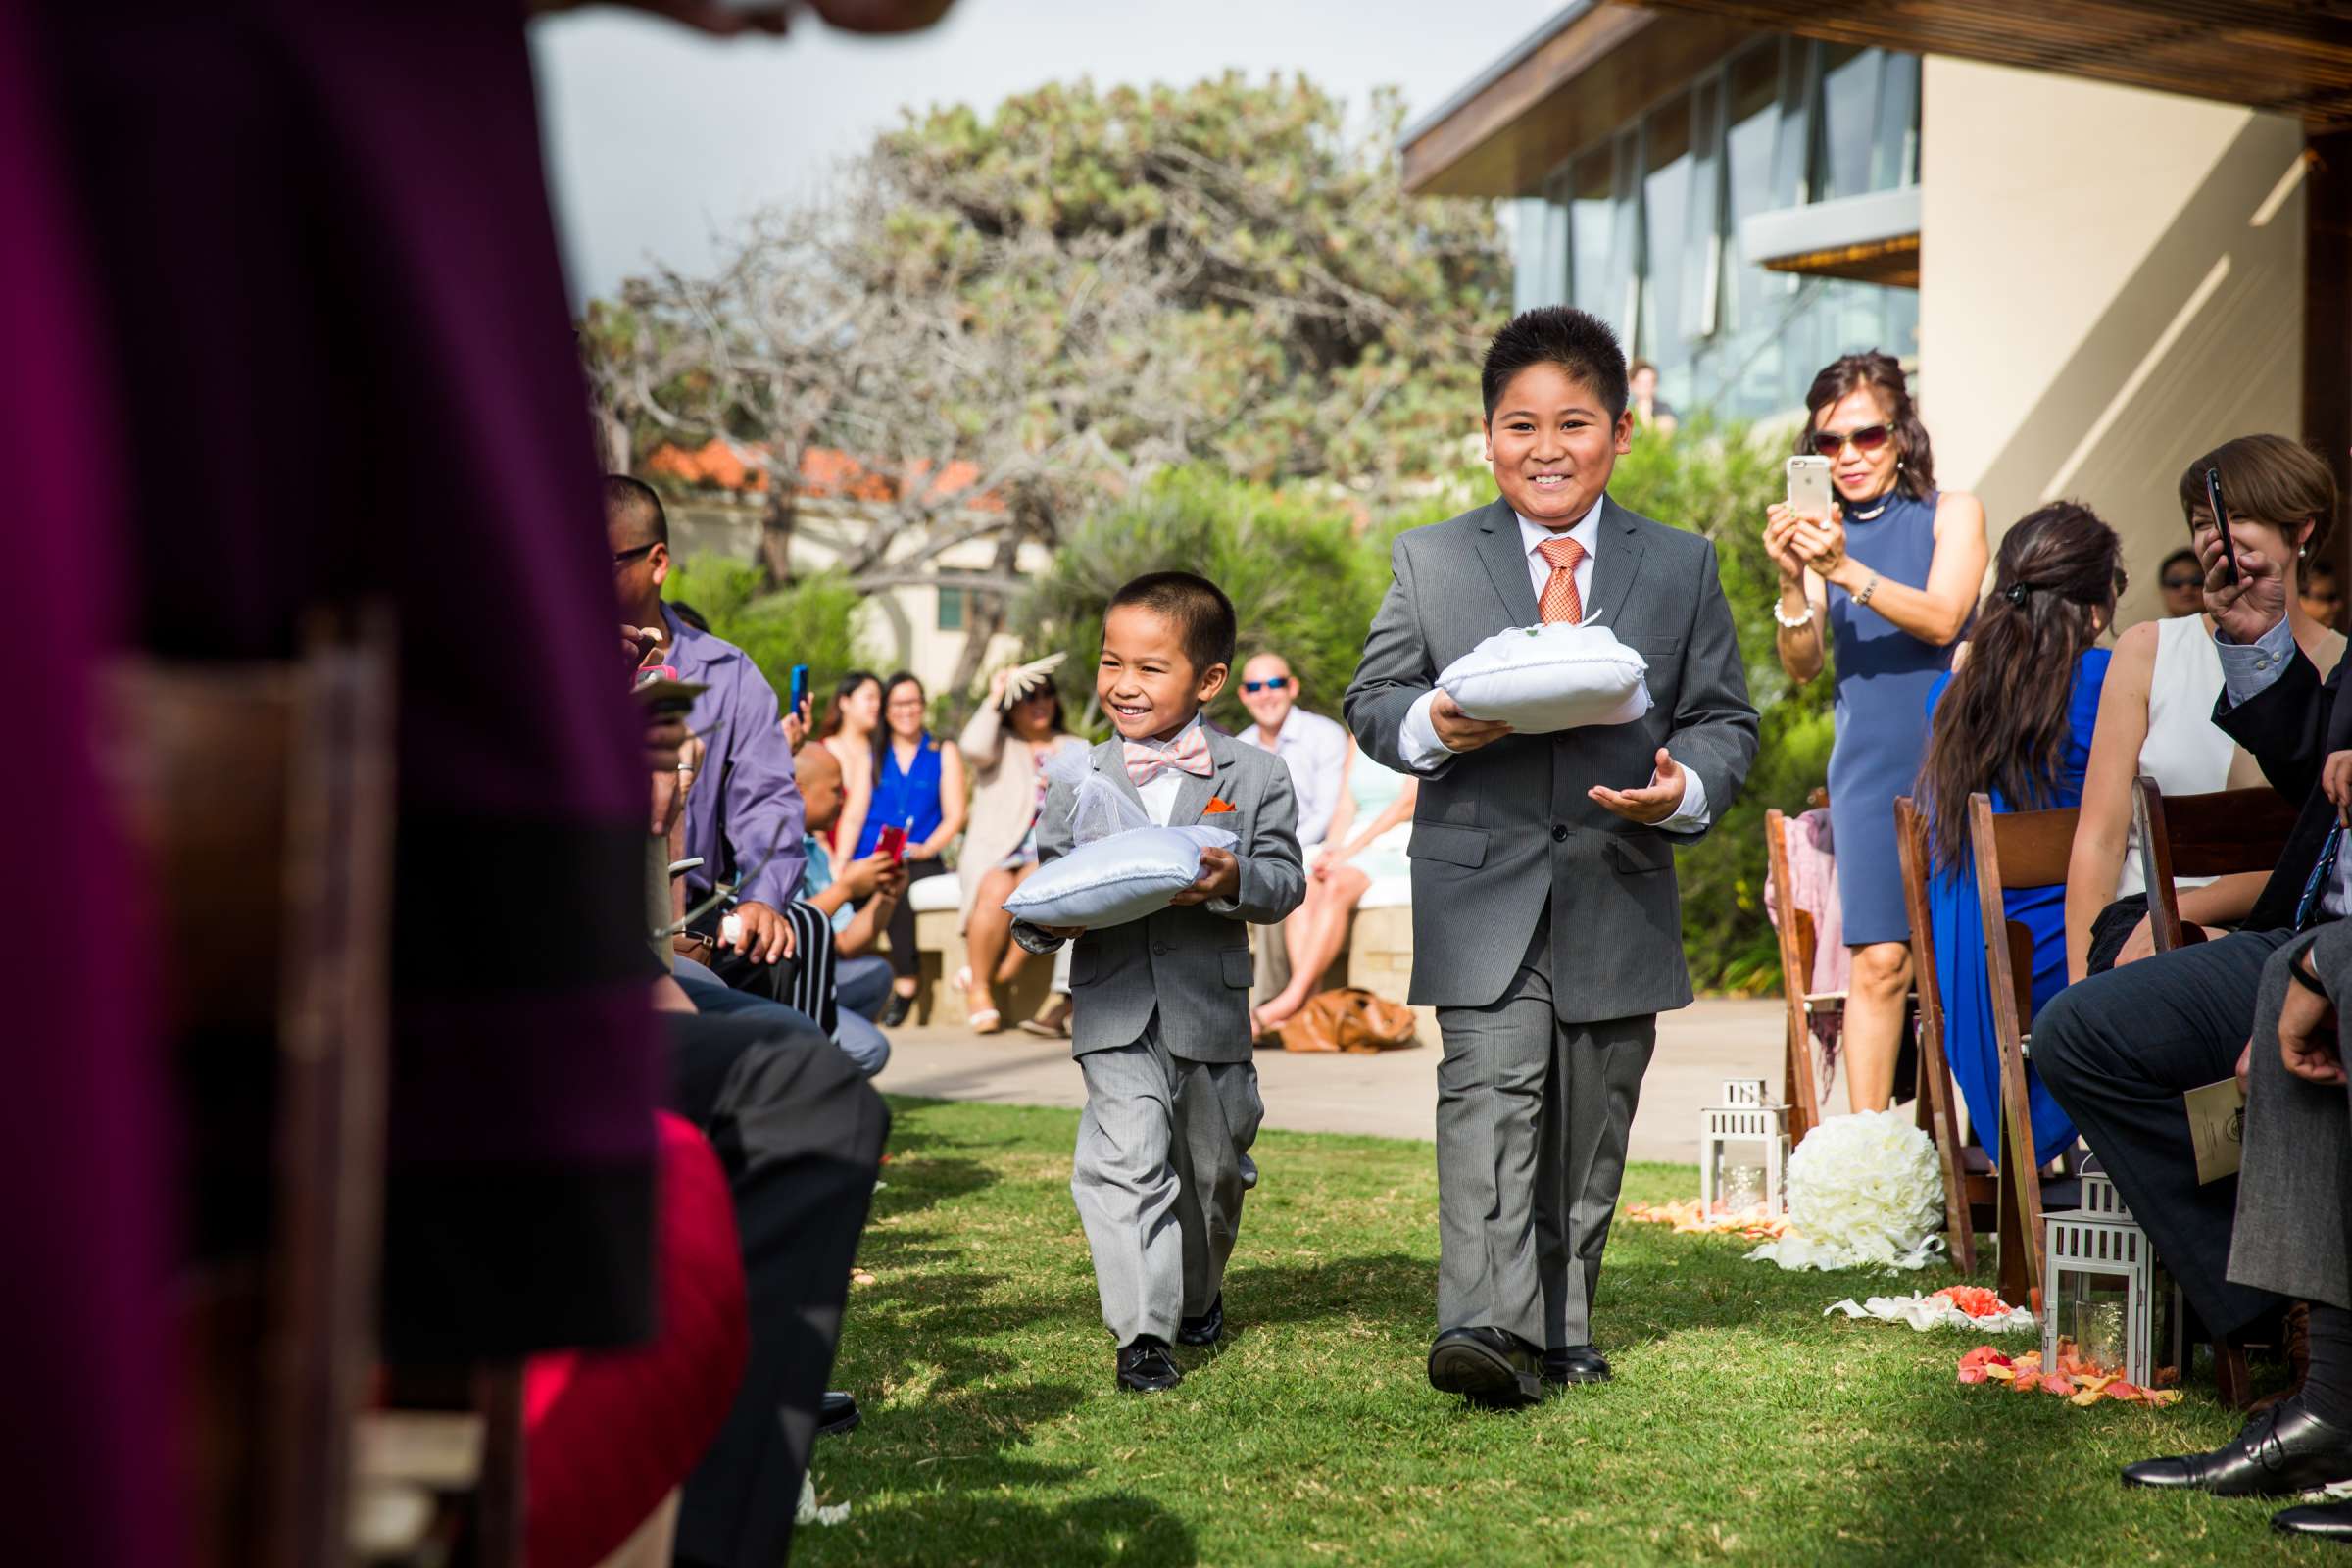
[662, 556, 879, 728]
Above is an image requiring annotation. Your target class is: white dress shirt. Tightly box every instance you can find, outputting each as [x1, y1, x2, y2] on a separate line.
[1396, 498, 1709, 830]
[1239, 707, 1348, 846]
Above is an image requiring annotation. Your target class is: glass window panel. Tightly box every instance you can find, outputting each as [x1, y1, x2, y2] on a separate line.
[1638, 92, 1692, 363]
[1820, 44, 1880, 199]
[1724, 41, 1781, 341]
[1568, 149, 1618, 324]
[1681, 81, 1724, 343]
[1874, 50, 1921, 189]
[1607, 131, 1642, 343]
[1512, 193, 1569, 314]
[937, 586, 964, 632]
[1771, 37, 1815, 208]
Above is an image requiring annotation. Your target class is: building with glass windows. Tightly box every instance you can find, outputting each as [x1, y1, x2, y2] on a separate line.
[1500, 33, 1921, 421]
[1404, 2, 2352, 617]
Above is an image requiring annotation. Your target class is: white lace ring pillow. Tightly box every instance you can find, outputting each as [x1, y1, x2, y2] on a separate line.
[1002, 825, 1239, 930]
[1437, 622, 1650, 734]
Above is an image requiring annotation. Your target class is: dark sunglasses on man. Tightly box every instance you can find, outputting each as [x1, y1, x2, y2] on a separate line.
[2161, 571, 2203, 591]
[1809, 422, 1892, 458]
[1242, 677, 1291, 694]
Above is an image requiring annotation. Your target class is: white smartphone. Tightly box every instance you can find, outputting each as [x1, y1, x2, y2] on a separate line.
[1786, 455, 1833, 521]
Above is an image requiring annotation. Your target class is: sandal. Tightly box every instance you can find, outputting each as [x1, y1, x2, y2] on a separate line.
[1018, 997, 1073, 1039]
[969, 1008, 1004, 1035]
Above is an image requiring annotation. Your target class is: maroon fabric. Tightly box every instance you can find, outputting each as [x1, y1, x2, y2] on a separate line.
[0, 4, 179, 1562]
[30, 0, 662, 1355]
[524, 1115, 749, 1568]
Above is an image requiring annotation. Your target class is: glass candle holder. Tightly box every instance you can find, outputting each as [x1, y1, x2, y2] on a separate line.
[1722, 1163, 1765, 1213]
[2072, 1299, 2127, 1375]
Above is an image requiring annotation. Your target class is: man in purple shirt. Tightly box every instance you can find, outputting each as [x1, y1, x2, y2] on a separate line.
[608, 477, 808, 974]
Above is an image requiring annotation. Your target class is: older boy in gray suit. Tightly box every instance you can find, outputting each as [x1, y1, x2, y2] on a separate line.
[1015, 572, 1306, 1392]
[1346, 308, 1757, 1406]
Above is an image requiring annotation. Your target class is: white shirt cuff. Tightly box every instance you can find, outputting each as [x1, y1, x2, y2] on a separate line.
[1398, 691, 1455, 773]
[2215, 615, 2296, 707]
[1657, 761, 1710, 832]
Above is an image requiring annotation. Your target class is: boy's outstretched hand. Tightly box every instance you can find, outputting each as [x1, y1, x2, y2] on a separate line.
[1169, 847, 1241, 906]
[1590, 749, 1690, 825]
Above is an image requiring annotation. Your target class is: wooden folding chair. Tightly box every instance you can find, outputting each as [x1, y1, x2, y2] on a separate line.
[1765, 807, 1836, 1149]
[2132, 776, 2301, 952]
[1895, 797, 1990, 1275]
[113, 617, 398, 1568]
[1968, 794, 2080, 1305]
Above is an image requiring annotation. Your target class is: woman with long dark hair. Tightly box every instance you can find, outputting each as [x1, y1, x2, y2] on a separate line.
[1920, 502, 2123, 1166]
[1767, 351, 1988, 1111]
[819, 669, 883, 855]
[859, 671, 965, 1024]
[956, 662, 1079, 1033]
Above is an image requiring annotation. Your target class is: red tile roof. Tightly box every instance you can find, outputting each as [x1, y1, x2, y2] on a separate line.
[643, 438, 999, 510]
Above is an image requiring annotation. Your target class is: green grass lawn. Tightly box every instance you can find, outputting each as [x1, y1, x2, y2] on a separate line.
[800, 1097, 2323, 1566]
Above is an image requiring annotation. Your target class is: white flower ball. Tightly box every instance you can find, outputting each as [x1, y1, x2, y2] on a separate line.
[1777, 1108, 1945, 1268]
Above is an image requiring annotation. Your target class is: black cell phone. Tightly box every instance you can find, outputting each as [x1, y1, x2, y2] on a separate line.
[2202, 466, 2242, 586]
[789, 662, 809, 715]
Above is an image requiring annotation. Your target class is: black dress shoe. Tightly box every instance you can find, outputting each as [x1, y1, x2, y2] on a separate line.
[817, 1391, 860, 1437]
[881, 992, 914, 1028]
[1427, 1326, 1544, 1408]
[2122, 1403, 2352, 1496]
[1117, 1336, 1183, 1393]
[1178, 1294, 1223, 1348]
[2274, 1498, 2352, 1541]
[1543, 1345, 1612, 1385]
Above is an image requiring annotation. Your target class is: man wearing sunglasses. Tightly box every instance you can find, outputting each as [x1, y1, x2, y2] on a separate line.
[1237, 653, 1348, 852]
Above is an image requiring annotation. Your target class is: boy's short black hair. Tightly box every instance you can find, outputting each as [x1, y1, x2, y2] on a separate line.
[1481, 306, 1630, 422]
[1107, 571, 1237, 679]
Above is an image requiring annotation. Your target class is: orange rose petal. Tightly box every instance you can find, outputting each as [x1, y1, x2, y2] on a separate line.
[2147, 1389, 2184, 1407]
[2013, 1371, 2044, 1393]
[1984, 1363, 2017, 1382]
[2043, 1375, 2078, 1396]
[2014, 1351, 2042, 1372]
[2070, 1389, 2106, 1407]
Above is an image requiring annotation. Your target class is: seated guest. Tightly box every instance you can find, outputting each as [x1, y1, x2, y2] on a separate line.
[1919, 502, 2120, 1165]
[1237, 651, 1354, 1022]
[2309, 554, 2347, 632]
[819, 669, 884, 856]
[957, 661, 1081, 1032]
[2034, 433, 2347, 1362]
[610, 475, 808, 984]
[859, 672, 965, 1024]
[2118, 920, 2352, 1526]
[1253, 760, 1419, 1034]
[790, 739, 907, 1069]
[2064, 471, 2340, 979]
[2156, 544, 2206, 619]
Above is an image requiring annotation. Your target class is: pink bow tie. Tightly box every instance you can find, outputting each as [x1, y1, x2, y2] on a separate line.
[1124, 727, 1214, 786]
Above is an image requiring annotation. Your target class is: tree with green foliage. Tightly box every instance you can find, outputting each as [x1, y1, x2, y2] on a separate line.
[587, 73, 1506, 693]
[661, 557, 878, 726]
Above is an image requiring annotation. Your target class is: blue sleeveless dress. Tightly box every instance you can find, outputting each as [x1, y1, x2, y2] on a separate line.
[1824, 488, 1957, 945]
[858, 732, 947, 858]
[1927, 649, 2109, 1168]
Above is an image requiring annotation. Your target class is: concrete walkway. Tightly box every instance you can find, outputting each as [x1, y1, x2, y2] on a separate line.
[875, 997, 1851, 1165]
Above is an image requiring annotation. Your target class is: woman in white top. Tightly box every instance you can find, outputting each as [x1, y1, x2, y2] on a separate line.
[2064, 461, 2345, 981]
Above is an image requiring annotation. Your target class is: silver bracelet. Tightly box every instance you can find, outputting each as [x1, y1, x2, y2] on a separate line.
[1772, 599, 1815, 630]
[1856, 573, 1881, 607]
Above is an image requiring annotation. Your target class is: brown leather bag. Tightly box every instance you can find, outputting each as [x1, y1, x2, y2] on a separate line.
[1278, 988, 1421, 1053]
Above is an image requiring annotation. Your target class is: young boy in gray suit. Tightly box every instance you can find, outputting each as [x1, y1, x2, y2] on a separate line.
[1013, 572, 1306, 1392]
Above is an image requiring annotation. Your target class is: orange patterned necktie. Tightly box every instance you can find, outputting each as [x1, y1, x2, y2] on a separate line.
[1537, 534, 1586, 624]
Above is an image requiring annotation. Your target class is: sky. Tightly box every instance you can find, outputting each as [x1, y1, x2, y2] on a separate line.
[528, 0, 1566, 301]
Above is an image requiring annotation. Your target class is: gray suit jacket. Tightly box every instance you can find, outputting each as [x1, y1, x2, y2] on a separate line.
[1343, 495, 1758, 1019]
[1017, 727, 1306, 1063]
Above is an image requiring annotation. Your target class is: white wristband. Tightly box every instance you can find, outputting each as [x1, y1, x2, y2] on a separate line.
[1773, 599, 1815, 630]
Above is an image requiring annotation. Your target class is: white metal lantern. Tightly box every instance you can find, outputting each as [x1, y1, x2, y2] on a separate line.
[2041, 1172, 2183, 1388]
[1699, 1079, 1790, 1216]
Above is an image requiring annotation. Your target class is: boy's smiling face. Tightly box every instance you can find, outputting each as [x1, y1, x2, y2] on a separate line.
[1099, 603, 1227, 744]
[1484, 360, 1633, 528]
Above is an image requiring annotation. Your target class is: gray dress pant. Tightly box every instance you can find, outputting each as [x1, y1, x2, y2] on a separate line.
[1435, 923, 1655, 1350]
[1072, 1020, 1264, 1344]
[2230, 936, 2352, 1309]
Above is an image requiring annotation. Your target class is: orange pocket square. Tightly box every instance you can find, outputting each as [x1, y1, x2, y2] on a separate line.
[1202, 797, 1238, 814]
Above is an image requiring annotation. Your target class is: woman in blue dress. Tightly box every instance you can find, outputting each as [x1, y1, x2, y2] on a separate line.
[1767, 353, 1989, 1111]
[861, 671, 967, 1024]
[1918, 503, 2125, 1165]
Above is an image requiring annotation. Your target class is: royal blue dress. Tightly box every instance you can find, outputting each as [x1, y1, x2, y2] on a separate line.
[1927, 648, 2109, 1168]
[858, 732, 947, 858]
[1826, 488, 1959, 946]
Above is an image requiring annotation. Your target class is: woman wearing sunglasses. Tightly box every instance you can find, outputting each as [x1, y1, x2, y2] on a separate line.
[1766, 350, 1988, 1112]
